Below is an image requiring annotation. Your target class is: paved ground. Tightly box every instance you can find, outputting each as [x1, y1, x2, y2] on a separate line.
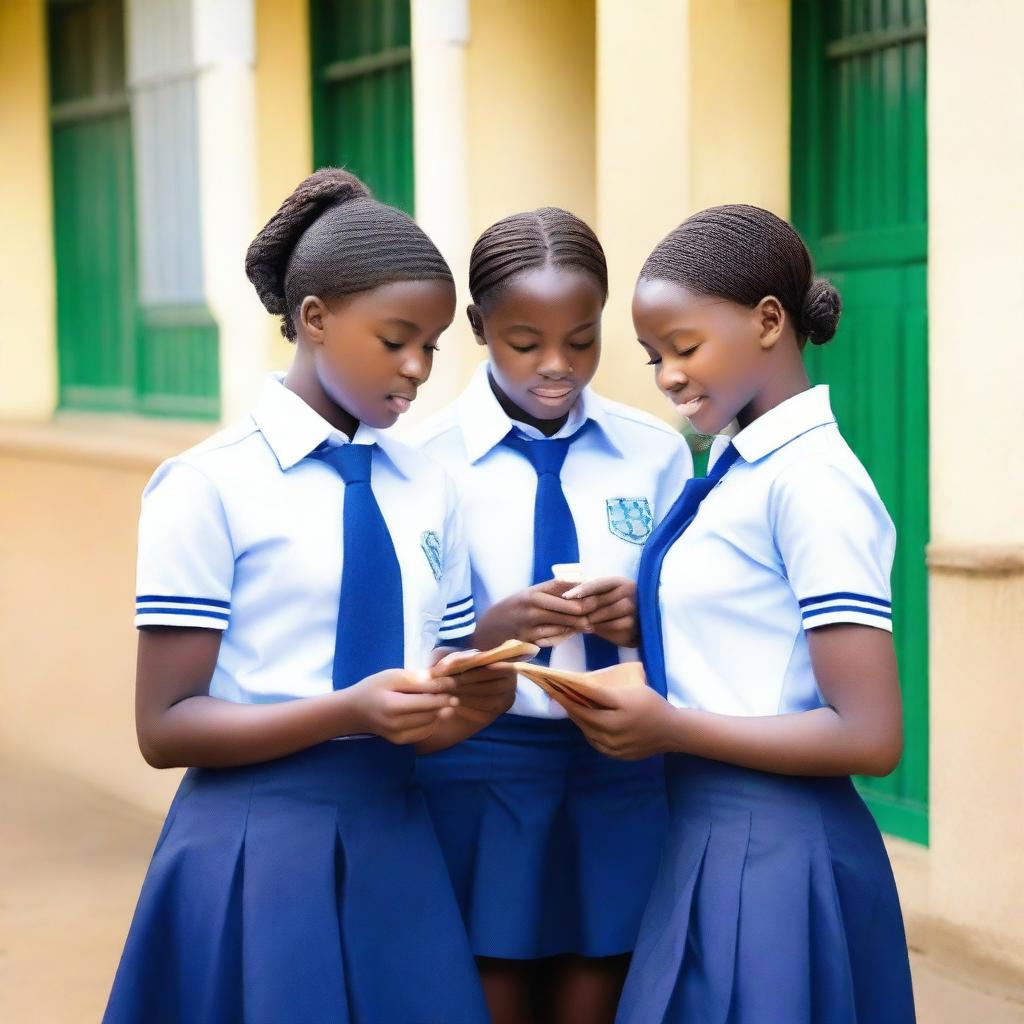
[2, 758, 1023, 1023]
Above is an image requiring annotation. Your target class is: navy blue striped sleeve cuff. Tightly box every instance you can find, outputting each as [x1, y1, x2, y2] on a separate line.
[799, 592, 892, 632]
[135, 595, 231, 630]
[438, 594, 475, 641]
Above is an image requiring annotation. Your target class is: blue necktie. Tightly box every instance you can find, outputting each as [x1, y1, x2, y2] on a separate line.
[311, 443, 404, 689]
[637, 442, 742, 695]
[501, 423, 619, 670]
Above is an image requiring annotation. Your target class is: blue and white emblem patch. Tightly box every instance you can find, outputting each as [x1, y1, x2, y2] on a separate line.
[606, 497, 654, 545]
[420, 530, 443, 581]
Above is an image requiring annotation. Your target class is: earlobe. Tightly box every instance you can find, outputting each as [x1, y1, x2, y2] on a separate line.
[466, 304, 486, 346]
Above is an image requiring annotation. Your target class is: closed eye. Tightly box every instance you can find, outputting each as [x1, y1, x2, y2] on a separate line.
[379, 337, 403, 351]
[677, 344, 700, 357]
[569, 339, 596, 351]
[510, 344, 539, 354]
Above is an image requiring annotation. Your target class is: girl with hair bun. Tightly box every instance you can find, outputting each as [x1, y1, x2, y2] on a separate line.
[102, 168, 510, 1024]
[556, 205, 916, 1023]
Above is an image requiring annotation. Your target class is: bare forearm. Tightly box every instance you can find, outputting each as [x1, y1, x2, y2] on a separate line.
[138, 690, 362, 769]
[661, 704, 902, 777]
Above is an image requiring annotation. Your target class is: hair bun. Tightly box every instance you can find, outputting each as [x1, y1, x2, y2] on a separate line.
[245, 167, 372, 317]
[801, 277, 841, 345]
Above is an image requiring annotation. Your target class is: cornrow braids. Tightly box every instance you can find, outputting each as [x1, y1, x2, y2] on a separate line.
[246, 167, 454, 340]
[468, 207, 608, 309]
[639, 204, 841, 345]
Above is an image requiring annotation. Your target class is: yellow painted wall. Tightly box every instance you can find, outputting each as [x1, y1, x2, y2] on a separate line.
[689, 0, 790, 217]
[466, 0, 596, 235]
[594, 0, 789, 418]
[253, 0, 313, 374]
[926, 0, 1024, 977]
[0, 0, 57, 420]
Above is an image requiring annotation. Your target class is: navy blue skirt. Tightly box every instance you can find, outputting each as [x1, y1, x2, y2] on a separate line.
[103, 740, 488, 1024]
[416, 713, 667, 960]
[616, 754, 915, 1024]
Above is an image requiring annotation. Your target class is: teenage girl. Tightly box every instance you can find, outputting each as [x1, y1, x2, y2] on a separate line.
[102, 169, 516, 1024]
[412, 208, 693, 1024]
[562, 205, 916, 1023]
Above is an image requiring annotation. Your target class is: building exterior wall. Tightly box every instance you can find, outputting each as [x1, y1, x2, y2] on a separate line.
[926, 0, 1024, 978]
[0, 0, 57, 420]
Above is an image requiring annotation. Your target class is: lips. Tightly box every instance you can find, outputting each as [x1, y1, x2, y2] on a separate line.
[386, 393, 415, 414]
[529, 384, 576, 404]
[675, 395, 705, 418]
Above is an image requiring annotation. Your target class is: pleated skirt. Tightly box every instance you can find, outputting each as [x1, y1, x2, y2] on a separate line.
[416, 713, 667, 960]
[616, 754, 916, 1024]
[103, 740, 489, 1024]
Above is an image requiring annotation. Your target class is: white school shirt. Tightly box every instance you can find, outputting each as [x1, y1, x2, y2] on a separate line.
[659, 385, 896, 717]
[135, 374, 475, 707]
[410, 362, 692, 718]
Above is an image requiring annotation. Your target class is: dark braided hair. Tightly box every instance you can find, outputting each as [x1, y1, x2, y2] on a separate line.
[639, 204, 841, 345]
[468, 207, 608, 309]
[246, 167, 453, 340]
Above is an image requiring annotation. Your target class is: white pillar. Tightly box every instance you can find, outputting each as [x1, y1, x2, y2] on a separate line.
[193, 0, 266, 423]
[407, 0, 474, 425]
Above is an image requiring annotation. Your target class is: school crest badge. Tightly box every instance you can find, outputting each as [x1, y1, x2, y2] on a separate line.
[420, 530, 443, 581]
[606, 497, 653, 545]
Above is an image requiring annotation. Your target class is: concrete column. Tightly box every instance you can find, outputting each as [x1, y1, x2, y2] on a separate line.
[193, 0, 267, 422]
[926, 0, 1024, 979]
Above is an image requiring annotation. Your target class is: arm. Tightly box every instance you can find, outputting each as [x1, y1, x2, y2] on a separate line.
[135, 627, 459, 770]
[561, 623, 903, 776]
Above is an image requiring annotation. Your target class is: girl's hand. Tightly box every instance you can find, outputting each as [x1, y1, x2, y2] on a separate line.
[431, 650, 518, 721]
[560, 682, 675, 760]
[342, 668, 459, 745]
[563, 576, 638, 648]
[472, 580, 591, 649]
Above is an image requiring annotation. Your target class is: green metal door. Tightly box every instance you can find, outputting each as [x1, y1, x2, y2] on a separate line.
[48, 0, 218, 419]
[50, 0, 138, 411]
[310, 0, 414, 212]
[792, 0, 929, 843]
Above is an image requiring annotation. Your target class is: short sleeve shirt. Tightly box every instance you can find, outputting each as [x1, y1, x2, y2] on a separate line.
[135, 375, 475, 704]
[409, 362, 693, 718]
[658, 386, 896, 716]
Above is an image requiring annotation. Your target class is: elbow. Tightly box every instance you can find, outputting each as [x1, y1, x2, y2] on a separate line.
[137, 726, 176, 770]
[857, 730, 904, 777]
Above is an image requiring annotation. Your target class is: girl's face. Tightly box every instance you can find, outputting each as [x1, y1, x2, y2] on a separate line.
[472, 265, 603, 430]
[632, 278, 785, 435]
[302, 279, 456, 429]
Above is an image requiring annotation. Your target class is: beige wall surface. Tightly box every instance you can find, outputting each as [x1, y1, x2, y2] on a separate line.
[0, 0, 57, 420]
[926, 0, 1024, 977]
[466, 0, 597, 235]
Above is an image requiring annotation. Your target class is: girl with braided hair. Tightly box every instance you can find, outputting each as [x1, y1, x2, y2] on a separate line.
[103, 169, 511, 1024]
[412, 208, 693, 1024]
[556, 205, 915, 1023]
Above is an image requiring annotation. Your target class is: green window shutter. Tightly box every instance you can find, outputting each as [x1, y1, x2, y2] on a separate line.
[792, 0, 929, 844]
[310, 0, 414, 213]
[48, 0, 218, 420]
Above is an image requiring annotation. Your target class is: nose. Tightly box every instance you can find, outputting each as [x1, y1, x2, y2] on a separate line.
[538, 349, 572, 377]
[658, 362, 687, 393]
[400, 350, 431, 384]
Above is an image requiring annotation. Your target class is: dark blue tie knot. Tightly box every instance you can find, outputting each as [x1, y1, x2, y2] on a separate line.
[501, 424, 592, 478]
[313, 442, 373, 484]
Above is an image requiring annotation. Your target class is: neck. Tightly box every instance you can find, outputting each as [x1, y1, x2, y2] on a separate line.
[736, 359, 811, 430]
[284, 348, 359, 439]
[488, 370, 570, 438]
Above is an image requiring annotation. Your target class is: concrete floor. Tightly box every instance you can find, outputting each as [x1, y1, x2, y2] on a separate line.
[2, 758, 1023, 1024]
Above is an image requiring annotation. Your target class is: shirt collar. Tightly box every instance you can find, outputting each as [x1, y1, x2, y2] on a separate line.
[456, 362, 623, 462]
[251, 373, 410, 477]
[730, 385, 836, 464]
